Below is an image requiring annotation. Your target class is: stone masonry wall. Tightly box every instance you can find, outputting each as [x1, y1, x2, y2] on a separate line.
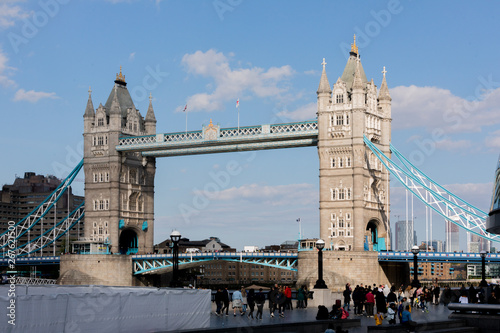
[297, 250, 391, 291]
[58, 254, 135, 286]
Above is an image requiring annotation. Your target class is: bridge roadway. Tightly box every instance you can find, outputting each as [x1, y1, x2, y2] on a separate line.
[2, 251, 500, 274]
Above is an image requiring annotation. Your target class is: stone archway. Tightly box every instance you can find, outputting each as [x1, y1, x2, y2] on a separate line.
[119, 229, 138, 255]
[365, 219, 386, 251]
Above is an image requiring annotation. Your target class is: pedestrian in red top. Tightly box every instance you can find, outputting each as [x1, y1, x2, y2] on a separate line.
[365, 288, 375, 317]
[285, 286, 293, 310]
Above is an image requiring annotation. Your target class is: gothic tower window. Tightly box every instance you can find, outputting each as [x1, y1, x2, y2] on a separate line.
[129, 169, 137, 184]
[97, 118, 104, 126]
[339, 157, 343, 168]
[336, 114, 344, 126]
[331, 158, 336, 168]
[331, 188, 336, 201]
[336, 94, 344, 104]
[338, 189, 345, 200]
[346, 156, 351, 167]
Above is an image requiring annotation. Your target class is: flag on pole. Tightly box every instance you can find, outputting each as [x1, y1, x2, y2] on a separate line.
[236, 99, 239, 108]
[183, 104, 187, 112]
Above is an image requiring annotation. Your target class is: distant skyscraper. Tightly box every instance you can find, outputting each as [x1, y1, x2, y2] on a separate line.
[395, 220, 415, 251]
[469, 234, 490, 253]
[445, 220, 460, 252]
[430, 240, 443, 252]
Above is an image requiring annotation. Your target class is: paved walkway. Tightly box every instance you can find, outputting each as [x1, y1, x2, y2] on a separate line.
[197, 302, 453, 333]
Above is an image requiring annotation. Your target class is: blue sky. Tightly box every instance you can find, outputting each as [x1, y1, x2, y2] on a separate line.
[1, 0, 499, 251]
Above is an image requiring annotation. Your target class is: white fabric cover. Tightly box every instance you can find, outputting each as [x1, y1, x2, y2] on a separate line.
[0, 285, 210, 332]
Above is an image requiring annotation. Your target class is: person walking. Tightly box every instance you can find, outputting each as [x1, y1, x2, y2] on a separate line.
[255, 288, 265, 320]
[297, 286, 305, 309]
[214, 287, 224, 316]
[343, 283, 352, 311]
[433, 284, 441, 305]
[401, 305, 417, 332]
[241, 287, 248, 313]
[365, 288, 375, 317]
[232, 288, 244, 316]
[277, 286, 287, 317]
[285, 285, 293, 310]
[221, 287, 230, 316]
[269, 285, 278, 318]
[247, 288, 255, 319]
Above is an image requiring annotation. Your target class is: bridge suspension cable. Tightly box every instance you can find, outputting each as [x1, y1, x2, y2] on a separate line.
[0, 159, 84, 251]
[6, 202, 85, 257]
[364, 136, 498, 243]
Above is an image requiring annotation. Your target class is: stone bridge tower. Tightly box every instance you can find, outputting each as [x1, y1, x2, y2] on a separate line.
[317, 37, 392, 252]
[83, 68, 156, 254]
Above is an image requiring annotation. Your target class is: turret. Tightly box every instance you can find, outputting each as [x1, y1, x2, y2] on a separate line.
[317, 58, 331, 111]
[352, 56, 365, 109]
[109, 85, 122, 129]
[378, 66, 392, 148]
[83, 87, 95, 133]
[145, 93, 157, 135]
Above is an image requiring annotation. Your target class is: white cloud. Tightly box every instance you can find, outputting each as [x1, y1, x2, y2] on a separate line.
[304, 69, 318, 76]
[14, 89, 58, 103]
[392, 85, 500, 134]
[0, 48, 16, 87]
[0, 1, 30, 29]
[181, 49, 294, 112]
[129, 52, 136, 61]
[192, 183, 316, 206]
[277, 102, 316, 121]
[485, 130, 500, 149]
[434, 139, 471, 151]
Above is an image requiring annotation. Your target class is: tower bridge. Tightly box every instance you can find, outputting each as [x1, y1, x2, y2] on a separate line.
[3, 37, 499, 288]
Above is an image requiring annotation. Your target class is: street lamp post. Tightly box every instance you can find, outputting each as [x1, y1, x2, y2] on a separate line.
[411, 245, 420, 288]
[170, 230, 181, 288]
[314, 239, 328, 289]
[480, 251, 488, 287]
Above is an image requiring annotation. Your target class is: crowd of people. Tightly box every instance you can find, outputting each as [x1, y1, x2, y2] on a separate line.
[213, 284, 309, 319]
[212, 282, 500, 333]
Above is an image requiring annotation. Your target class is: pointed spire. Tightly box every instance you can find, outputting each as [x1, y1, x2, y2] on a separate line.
[378, 66, 391, 101]
[115, 65, 126, 85]
[317, 58, 331, 94]
[145, 92, 156, 122]
[84, 86, 95, 118]
[110, 84, 121, 115]
[350, 34, 358, 55]
[352, 55, 364, 90]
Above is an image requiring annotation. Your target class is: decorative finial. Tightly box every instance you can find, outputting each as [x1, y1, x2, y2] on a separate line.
[88, 86, 92, 97]
[321, 58, 327, 70]
[149, 92, 152, 103]
[382, 66, 387, 78]
[351, 34, 358, 54]
[115, 65, 126, 83]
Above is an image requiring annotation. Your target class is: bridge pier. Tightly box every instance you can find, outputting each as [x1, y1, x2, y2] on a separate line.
[297, 251, 405, 291]
[58, 254, 146, 286]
